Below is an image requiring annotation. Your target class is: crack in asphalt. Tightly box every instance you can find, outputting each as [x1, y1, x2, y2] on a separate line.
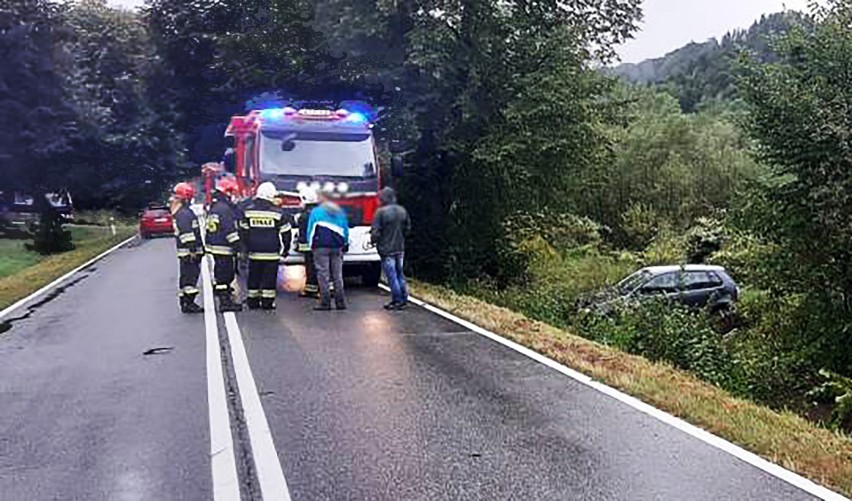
[0, 275, 90, 335]
[142, 347, 174, 356]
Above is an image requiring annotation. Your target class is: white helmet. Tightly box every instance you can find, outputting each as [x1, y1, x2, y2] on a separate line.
[256, 182, 278, 202]
[299, 186, 319, 206]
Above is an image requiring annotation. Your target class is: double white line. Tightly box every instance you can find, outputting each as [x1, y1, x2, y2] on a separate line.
[201, 259, 291, 501]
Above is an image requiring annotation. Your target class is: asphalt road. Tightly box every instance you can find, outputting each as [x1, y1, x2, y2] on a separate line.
[0, 237, 832, 500]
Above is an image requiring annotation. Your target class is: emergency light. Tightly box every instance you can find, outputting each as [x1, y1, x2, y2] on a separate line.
[258, 107, 368, 125]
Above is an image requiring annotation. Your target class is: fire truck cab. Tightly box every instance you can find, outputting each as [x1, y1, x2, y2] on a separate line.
[221, 107, 384, 285]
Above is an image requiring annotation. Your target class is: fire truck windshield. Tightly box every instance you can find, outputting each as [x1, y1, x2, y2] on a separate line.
[259, 130, 377, 179]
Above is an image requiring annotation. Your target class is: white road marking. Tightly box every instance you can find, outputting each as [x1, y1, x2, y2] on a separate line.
[382, 285, 849, 501]
[0, 235, 137, 321]
[201, 260, 242, 501]
[223, 312, 291, 501]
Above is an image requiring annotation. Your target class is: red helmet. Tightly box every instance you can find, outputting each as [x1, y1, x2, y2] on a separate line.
[216, 176, 240, 197]
[173, 182, 195, 201]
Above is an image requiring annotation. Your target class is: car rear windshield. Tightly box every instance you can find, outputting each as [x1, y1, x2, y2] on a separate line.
[144, 209, 170, 218]
[618, 270, 652, 294]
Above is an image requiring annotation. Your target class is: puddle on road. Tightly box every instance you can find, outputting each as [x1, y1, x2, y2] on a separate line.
[0, 275, 90, 335]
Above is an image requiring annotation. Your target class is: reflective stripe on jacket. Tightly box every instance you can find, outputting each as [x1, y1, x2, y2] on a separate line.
[173, 204, 202, 256]
[242, 198, 293, 259]
[206, 196, 240, 256]
[295, 205, 316, 253]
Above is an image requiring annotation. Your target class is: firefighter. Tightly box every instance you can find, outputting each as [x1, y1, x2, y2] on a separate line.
[295, 186, 320, 298]
[172, 182, 204, 314]
[244, 182, 292, 310]
[206, 176, 243, 312]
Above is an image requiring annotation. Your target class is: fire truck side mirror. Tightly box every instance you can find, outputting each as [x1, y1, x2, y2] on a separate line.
[391, 155, 404, 178]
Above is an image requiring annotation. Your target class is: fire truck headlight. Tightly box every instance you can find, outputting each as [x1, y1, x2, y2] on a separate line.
[261, 108, 284, 119]
[347, 112, 367, 124]
[337, 182, 349, 194]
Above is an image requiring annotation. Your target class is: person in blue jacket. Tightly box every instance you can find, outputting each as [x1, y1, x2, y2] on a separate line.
[307, 188, 350, 310]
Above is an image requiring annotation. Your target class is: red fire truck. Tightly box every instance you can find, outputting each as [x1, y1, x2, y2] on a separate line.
[212, 106, 391, 285]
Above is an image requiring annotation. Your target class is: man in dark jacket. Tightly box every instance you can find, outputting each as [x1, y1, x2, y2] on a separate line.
[206, 176, 243, 312]
[307, 189, 350, 311]
[295, 187, 319, 298]
[243, 182, 292, 310]
[172, 182, 204, 314]
[371, 187, 411, 310]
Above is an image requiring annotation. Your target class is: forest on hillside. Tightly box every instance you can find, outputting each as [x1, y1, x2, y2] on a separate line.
[612, 11, 811, 112]
[2, 0, 852, 428]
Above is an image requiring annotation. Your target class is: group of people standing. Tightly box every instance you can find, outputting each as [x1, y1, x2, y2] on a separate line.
[168, 178, 410, 314]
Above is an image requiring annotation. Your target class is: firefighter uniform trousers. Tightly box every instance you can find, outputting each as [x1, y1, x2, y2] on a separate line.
[304, 251, 318, 293]
[179, 255, 202, 300]
[247, 258, 280, 307]
[214, 255, 237, 294]
[243, 199, 292, 309]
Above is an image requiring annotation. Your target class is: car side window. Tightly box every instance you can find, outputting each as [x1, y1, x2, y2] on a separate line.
[640, 273, 678, 294]
[682, 271, 723, 291]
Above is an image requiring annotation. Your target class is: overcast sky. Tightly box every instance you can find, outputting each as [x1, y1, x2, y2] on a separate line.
[618, 0, 817, 62]
[108, 0, 816, 63]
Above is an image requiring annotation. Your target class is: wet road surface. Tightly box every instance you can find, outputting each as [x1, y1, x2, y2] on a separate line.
[0, 238, 832, 500]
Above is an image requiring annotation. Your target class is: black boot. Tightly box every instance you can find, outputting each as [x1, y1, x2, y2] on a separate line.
[261, 298, 276, 311]
[181, 296, 204, 314]
[247, 298, 262, 310]
[218, 294, 243, 313]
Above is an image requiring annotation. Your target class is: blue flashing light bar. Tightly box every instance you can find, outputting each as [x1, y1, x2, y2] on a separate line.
[258, 107, 370, 125]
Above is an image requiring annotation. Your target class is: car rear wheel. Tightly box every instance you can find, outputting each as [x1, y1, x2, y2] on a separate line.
[140, 231, 150, 240]
[361, 263, 382, 287]
[711, 304, 737, 334]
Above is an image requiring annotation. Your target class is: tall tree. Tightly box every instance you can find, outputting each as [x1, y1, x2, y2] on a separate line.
[740, 0, 852, 370]
[64, 0, 186, 209]
[0, 0, 77, 196]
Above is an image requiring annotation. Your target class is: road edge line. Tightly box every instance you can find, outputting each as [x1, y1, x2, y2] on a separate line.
[382, 285, 848, 501]
[201, 260, 242, 501]
[223, 311, 291, 501]
[0, 235, 137, 321]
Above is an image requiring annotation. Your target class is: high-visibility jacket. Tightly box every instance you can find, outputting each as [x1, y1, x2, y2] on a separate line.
[173, 203, 202, 258]
[243, 198, 293, 261]
[205, 195, 241, 256]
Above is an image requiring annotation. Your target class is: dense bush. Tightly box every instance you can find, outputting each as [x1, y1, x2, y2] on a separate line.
[578, 300, 738, 390]
[26, 209, 74, 255]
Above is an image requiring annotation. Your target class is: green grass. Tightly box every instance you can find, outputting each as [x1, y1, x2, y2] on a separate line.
[0, 239, 43, 278]
[0, 226, 136, 311]
[411, 281, 852, 497]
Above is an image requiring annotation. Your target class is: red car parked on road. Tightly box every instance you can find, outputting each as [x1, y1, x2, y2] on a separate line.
[139, 204, 173, 239]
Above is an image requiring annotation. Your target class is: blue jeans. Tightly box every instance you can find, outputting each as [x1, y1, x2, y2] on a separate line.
[382, 253, 408, 304]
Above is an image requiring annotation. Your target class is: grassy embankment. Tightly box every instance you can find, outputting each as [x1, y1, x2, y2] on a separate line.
[0, 225, 136, 311]
[409, 281, 852, 497]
